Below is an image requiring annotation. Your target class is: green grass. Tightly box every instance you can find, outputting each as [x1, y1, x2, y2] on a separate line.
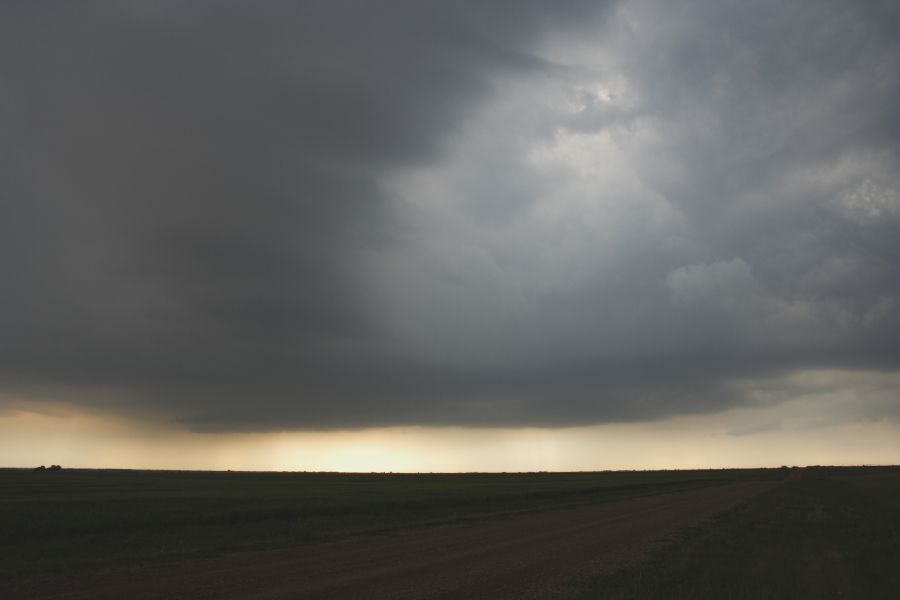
[575, 466, 900, 600]
[0, 467, 776, 583]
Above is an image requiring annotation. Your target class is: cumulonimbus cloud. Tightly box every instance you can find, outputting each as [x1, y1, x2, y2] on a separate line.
[1, 0, 898, 431]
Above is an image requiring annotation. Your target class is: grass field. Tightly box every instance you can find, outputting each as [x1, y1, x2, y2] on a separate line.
[0, 467, 776, 583]
[576, 466, 900, 599]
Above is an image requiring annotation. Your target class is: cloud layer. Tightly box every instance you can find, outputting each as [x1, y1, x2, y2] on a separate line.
[1, 0, 898, 431]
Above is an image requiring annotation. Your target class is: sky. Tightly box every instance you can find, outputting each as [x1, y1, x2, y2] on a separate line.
[1, 1, 899, 471]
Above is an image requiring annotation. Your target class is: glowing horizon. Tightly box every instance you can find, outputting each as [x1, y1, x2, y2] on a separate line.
[4, 381, 899, 473]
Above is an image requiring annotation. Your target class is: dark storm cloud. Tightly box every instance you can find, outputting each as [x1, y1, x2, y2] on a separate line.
[1, 0, 898, 431]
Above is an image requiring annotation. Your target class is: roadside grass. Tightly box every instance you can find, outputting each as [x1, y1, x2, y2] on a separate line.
[575, 466, 900, 600]
[0, 467, 776, 583]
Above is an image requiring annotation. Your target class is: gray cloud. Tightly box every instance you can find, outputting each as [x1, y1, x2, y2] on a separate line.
[1, 0, 898, 431]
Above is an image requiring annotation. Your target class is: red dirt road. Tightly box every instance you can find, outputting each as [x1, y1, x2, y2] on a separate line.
[13, 480, 776, 600]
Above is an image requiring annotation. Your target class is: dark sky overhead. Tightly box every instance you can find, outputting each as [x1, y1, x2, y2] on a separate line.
[1, 0, 899, 433]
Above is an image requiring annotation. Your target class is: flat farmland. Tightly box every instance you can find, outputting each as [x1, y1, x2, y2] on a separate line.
[3, 467, 897, 599]
[574, 466, 900, 599]
[0, 467, 775, 584]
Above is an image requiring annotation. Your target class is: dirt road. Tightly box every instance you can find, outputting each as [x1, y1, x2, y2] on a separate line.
[13, 480, 776, 600]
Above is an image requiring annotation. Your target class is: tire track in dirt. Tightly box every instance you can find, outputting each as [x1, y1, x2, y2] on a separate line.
[11, 480, 777, 600]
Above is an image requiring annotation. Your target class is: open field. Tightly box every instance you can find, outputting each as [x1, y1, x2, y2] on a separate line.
[575, 466, 900, 599]
[5, 480, 776, 599]
[9, 467, 897, 599]
[0, 467, 776, 584]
